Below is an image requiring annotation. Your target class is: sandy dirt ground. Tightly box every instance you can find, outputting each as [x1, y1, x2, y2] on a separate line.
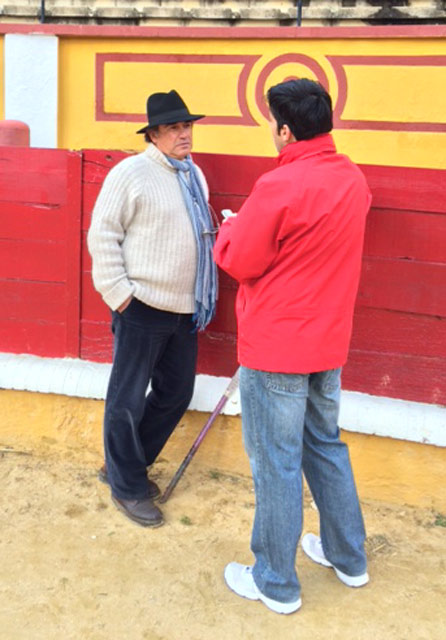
[0, 445, 445, 640]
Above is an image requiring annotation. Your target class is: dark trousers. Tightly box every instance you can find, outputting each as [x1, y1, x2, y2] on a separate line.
[104, 299, 197, 500]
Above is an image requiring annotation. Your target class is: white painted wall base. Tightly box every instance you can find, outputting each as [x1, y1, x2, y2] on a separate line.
[0, 352, 444, 447]
[4, 33, 58, 148]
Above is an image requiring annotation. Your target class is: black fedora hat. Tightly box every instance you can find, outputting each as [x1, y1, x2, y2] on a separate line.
[136, 90, 204, 133]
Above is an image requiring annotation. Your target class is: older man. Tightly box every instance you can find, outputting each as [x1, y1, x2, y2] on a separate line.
[88, 90, 218, 527]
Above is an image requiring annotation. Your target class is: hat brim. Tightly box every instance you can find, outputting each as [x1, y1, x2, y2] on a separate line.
[136, 114, 204, 134]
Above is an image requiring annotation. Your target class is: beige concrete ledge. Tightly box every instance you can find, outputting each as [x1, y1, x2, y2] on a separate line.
[1, 1, 444, 26]
[1, 388, 444, 511]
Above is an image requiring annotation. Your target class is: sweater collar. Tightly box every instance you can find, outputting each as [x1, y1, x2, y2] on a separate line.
[277, 133, 336, 166]
[144, 143, 177, 172]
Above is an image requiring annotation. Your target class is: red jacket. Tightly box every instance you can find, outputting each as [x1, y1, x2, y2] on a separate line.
[213, 134, 371, 373]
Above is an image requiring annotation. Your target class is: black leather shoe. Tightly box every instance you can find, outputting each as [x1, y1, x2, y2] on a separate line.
[111, 495, 164, 528]
[98, 464, 161, 500]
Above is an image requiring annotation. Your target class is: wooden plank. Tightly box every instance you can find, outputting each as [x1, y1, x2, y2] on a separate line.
[357, 258, 446, 317]
[195, 155, 446, 215]
[0, 280, 67, 323]
[82, 150, 130, 184]
[0, 239, 67, 282]
[360, 164, 446, 213]
[81, 272, 110, 322]
[82, 182, 101, 228]
[0, 319, 66, 357]
[195, 152, 275, 196]
[206, 287, 237, 334]
[197, 331, 238, 377]
[80, 320, 112, 363]
[0, 148, 69, 204]
[80, 152, 446, 215]
[81, 232, 92, 272]
[0, 203, 66, 241]
[351, 307, 446, 358]
[82, 151, 130, 227]
[65, 151, 83, 357]
[364, 208, 446, 263]
[344, 349, 446, 405]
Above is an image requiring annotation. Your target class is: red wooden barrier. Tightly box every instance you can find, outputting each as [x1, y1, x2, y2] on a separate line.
[0, 146, 444, 405]
[0, 147, 82, 357]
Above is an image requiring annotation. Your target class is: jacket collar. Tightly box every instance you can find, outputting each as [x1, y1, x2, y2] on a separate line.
[277, 133, 336, 166]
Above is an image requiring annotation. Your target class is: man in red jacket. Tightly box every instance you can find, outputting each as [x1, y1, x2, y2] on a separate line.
[214, 79, 372, 615]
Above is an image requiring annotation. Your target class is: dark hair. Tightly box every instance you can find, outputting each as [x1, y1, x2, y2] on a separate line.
[267, 79, 333, 141]
[145, 126, 159, 143]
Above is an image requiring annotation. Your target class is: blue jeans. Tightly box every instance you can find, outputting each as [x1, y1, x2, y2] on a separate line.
[104, 299, 197, 500]
[240, 366, 367, 603]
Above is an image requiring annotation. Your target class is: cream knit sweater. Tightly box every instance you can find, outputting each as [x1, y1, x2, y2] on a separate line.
[88, 144, 208, 313]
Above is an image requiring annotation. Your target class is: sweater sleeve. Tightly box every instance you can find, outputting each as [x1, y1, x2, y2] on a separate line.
[213, 175, 288, 283]
[87, 162, 137, 310]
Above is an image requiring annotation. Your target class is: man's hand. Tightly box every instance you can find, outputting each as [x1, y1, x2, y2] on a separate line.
[117, 296, 133, 313]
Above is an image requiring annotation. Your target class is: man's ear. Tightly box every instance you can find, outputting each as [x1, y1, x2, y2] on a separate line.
[280, 124, 294, 144]
[147, 129, 158, 144]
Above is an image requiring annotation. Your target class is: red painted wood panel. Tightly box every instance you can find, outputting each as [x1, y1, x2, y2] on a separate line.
[0, 148, 69, 204]
[360, 164, 446, 213]
[206, 286, 238, 335]
[75, 150, 446, 404]
[344, 350, 446, 405]
[198, 331, 238, 378]
[0, 147, 82, 357]
[81, 271, 110, 322]
[65, 152, 83, 356]
[357, 258, 446, 316]
[195, 153, 276, 196]
[0, 320, 66, 357]
[197, 154, 446, 213]
[82, 149, 129, 229]
[363, 209, 446, 263]
[0, 239, 67, 281]
[0, 280, 67, 323]
[0, 202, 67, 241]
[80, 320, 113, 362]
[351, 308, 446, 359]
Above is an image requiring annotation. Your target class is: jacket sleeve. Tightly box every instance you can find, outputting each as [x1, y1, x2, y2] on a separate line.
[213, 175, 288, 283]
[87, 163, 137, 310]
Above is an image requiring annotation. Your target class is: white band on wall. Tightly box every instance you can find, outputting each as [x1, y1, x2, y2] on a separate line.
[0, 352, 444, 447]
[4, 33, 58, 148]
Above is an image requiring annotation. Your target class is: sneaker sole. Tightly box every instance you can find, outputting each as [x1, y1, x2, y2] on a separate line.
[111, 496, 164, 528]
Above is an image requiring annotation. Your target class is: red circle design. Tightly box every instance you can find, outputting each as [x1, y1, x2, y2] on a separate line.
[255, 54, 330, 120]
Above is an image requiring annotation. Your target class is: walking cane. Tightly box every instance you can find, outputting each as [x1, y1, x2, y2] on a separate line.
[159, 368, 240, 503]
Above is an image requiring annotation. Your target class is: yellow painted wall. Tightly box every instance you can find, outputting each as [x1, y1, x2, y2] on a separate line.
[0, 389, 445, 512]
[58, 34, 446, 169]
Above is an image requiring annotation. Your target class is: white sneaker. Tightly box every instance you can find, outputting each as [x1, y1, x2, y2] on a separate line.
[302, 533, 369, 588]
[224, 562, 302, 615]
